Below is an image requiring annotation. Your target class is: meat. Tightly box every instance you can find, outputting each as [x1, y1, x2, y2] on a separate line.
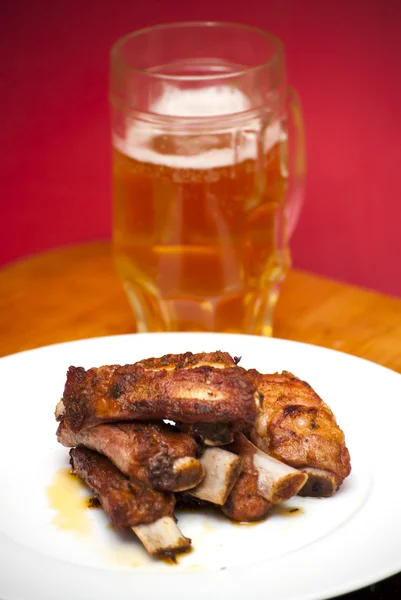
[56, 362, 260, 433]
[249, 370, 351, 496]
[177, 422, 235, 446]
[54, 350, 352, 560]
[135, 351, 238, 371]
[222, 460, 272, 522]
[70, 446, 191, 557]
[136, 352, 239, 446]
[69, 446, 174, 527]
[229, 434, 308, 503]
[58, 421, 204, 492]
[222, 434, 307, 522]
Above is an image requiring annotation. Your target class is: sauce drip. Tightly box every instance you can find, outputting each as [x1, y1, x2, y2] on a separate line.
[46, 468, 91, 535]
[271, 505, 304, 517]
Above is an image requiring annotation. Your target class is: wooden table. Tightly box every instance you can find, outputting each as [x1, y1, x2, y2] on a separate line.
[1, 241, 400, 599]
[1, 242, 401, 366]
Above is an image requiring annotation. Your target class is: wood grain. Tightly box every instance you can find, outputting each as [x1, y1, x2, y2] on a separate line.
[1, 242, 401, 372]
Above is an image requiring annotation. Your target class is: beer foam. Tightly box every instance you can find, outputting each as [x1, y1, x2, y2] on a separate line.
[150, 85, 252, 117]
[115, 85, 285, 169]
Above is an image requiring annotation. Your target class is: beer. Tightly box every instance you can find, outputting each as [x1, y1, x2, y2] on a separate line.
[113, 87, 290, 334]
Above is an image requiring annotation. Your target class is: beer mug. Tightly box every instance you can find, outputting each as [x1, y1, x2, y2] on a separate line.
[110, 22, 305, 335]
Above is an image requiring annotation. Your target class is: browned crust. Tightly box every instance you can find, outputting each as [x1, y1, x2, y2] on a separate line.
[59, 364, 259, 432]
[249, 370, 351, 492]
[177, 422, 235, 446]
[222, 437, 272, 522]
[58, 420, 203, 491]
[222, 471, 272, 522]
[69, 446, 175, 528]
[135, 351, 237, 371]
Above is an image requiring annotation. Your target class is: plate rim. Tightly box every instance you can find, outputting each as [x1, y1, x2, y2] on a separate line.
[1, 331, 400, 380]
[0, 331, 400, 600]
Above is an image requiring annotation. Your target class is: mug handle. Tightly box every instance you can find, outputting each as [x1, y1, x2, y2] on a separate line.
[286, 86, 306, 238]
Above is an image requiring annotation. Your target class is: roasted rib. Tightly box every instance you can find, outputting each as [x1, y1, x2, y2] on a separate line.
[69, 446, 191, 557]
[221, 433, 308, 521]
[137, 351, 239, 446]
[56, 362, 260, 433]
[135, 351, 238, 371]
[58, 421, 204, 492]
[249, 370, 351, 496]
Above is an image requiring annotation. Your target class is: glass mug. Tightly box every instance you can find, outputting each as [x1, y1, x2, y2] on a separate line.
[110, 22, 305, 335]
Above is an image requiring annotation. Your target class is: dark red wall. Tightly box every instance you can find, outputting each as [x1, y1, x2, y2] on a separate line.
[2, 0, 401, 296]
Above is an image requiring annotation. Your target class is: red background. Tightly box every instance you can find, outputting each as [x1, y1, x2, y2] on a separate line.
[2, 0, 401, 297]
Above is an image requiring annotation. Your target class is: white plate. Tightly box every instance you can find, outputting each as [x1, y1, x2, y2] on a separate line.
[0, 332, 400, 600]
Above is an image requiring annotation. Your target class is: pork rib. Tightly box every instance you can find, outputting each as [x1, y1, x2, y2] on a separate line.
[136, 352, 239, 446]
[69, 447, 191, 557]
[249, 370, 351, 496]
[57, 363, 260, 433]
[222, 434, 307, 522]
[59, 421, 204, 492]
[135, 351, 238, 371]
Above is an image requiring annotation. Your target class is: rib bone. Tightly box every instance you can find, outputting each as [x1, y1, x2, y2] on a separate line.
[188, 448, 242, 505]
[297, 468, 337, 497]
[133, 517, 191, 558]
[170, 457, 205, 492]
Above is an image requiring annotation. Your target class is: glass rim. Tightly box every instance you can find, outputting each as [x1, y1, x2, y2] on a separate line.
[110, 21, 284, 82]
